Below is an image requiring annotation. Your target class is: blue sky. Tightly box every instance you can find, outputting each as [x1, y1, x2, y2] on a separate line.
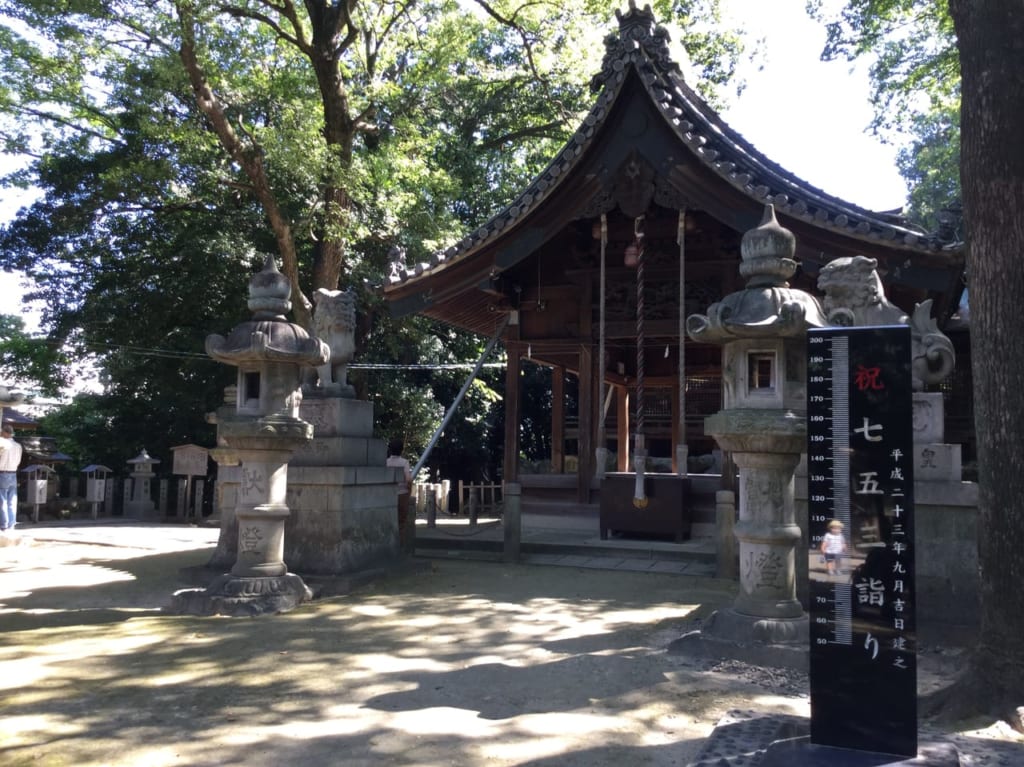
[717, 0, 906, 212]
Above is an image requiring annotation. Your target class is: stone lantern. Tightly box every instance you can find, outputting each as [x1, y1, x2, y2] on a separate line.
[172, 254, 328, 616]
[82, 464, 113, 519]
[683, 204, 828, 651]
[21, 464, 54, 523]
[124, 449, 160, 519]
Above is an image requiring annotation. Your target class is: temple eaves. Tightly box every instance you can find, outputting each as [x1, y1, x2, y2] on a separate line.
[385, 2, 962, 292]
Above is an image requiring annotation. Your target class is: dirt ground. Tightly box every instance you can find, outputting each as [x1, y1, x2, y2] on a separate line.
[0, 524, 1018, 767]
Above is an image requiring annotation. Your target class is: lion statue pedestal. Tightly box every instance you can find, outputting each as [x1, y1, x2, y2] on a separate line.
[209, 284, 403, 577]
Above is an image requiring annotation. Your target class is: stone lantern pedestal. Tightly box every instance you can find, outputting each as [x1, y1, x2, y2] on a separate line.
[698, 409, 807, 644]
[190, 428, 313, 612]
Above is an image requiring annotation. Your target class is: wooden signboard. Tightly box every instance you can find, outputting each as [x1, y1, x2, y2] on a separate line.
[171, 444, 209, 477]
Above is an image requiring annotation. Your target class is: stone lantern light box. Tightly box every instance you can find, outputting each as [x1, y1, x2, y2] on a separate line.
[22, 464, 54, 506]
[21, 464, 55, 523]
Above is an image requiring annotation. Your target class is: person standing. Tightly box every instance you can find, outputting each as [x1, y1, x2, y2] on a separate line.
[386, 439, 414, 554]
[0, 426, 23, 533]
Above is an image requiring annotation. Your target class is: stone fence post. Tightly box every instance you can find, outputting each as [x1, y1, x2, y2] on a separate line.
[503, 481, 521, 563]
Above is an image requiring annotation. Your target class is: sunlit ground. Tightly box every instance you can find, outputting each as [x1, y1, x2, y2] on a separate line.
[0, 526, 806, 767]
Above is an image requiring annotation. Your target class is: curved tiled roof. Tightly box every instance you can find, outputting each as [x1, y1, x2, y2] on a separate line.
[387, 1, 960, 291]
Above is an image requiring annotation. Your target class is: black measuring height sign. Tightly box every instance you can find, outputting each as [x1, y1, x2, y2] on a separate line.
[806, 326, 917, 757]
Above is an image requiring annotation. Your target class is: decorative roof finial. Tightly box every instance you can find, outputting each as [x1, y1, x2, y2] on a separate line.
[739, 204, 798, 288]
[591, 4, 680, 93]
[248, 253, 292, 319]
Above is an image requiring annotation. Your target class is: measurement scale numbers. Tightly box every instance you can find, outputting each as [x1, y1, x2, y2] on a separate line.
[806, 326, 917, 757]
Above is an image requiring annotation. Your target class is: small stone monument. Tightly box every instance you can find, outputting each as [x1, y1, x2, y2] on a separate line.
[124, 449, 160, 519]
[171, 254, 328, 616]
[673, 204, 827, 661]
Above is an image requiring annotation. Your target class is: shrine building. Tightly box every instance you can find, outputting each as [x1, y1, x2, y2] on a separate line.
[383, 3, 967, 528]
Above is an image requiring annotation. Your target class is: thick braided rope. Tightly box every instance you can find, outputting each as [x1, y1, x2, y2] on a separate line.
[597, 215, 608, 449]
[633, 216, 647, 507]
[635, 223, 645, 443]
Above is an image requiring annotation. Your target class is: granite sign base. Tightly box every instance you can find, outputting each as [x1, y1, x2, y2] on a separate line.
[759, 737, 960, 767]
[686, 711, 1000, 767]
[168, 572, 312, 617]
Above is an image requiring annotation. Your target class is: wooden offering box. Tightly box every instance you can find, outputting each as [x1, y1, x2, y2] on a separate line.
[599, 473, 691, 542]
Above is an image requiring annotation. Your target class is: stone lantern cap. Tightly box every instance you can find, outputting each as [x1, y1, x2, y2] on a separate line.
[21, 464, 55, 476]
[127, 449, 160, 467]
[81, 464, 113, 474]
[206, 254, 329, 369]
[686, 204, 827, 345]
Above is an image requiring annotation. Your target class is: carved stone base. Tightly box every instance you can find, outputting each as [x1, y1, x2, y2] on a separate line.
[168, 572, 312, 617]
[704, 606, 809, 644]
[667, 608, 809, 672]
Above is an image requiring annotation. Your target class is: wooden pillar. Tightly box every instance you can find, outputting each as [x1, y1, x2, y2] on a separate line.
[577, 345, 594, 503]
[551, 365, 565, 473]
[617, 384, 630, 472]
[503, 342, 522, 483]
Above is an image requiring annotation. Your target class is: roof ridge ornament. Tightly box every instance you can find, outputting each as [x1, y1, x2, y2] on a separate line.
[591, 3, 681, 94]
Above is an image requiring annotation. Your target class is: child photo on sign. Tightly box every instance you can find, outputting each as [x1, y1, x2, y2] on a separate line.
[820, 519, 847, 576]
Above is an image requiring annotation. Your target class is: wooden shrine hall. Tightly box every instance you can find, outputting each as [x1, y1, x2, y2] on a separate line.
[384, 3, 966, 537]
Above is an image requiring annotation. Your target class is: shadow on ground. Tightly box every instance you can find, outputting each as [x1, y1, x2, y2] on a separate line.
[0, 531, 773, 767]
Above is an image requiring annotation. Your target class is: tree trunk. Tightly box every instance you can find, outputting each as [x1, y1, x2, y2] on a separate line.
[309, 10, 359, 294]
[177, 0, 363, 321]
[946, 0, 1024, 720]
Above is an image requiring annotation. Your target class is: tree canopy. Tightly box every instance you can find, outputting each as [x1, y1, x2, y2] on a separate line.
[809, 0, 961, 231]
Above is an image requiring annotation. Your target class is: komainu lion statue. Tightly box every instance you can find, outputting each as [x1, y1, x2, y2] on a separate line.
[817, 255, 955, 390]
[310, 287, 356, 397]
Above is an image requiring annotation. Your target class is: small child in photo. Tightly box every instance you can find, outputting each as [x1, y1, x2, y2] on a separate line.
[820, 519, 847, 576]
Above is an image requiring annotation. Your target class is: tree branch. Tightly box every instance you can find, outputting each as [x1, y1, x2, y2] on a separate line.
[175, 2, 313, 327]
[478, 120, 563, 150]
[470, 0, 573, 125]
[216, 2, 309, 54]
[17, 106, 126, 149]
[364, 0, 417, 77]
